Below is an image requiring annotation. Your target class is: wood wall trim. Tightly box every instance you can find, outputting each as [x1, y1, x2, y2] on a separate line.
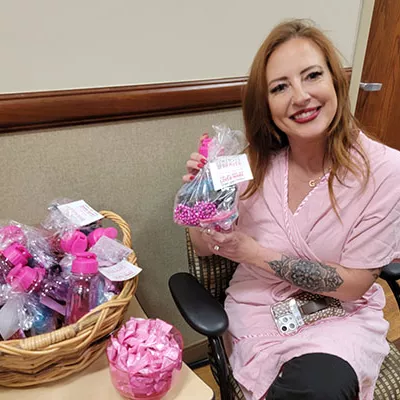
[0, 68, 351, 133]
[0, 78, 246, 133]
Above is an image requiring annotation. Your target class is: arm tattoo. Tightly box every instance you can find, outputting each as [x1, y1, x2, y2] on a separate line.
[267, 255, 344, 293]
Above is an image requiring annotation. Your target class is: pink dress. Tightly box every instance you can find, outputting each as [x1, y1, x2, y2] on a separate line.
[225, 133, 400, 400]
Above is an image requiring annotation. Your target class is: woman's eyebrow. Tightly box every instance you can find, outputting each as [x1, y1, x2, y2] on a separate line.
[267, 64, 322, 86]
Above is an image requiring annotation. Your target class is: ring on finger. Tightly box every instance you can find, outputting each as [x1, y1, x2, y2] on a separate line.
[213, 244, 220, 251]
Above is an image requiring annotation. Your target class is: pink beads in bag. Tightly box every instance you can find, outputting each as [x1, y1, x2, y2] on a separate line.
[173, 201, 217, 226]
[173, 125, 247, 231]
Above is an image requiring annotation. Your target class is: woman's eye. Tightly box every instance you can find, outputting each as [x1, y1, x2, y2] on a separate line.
[270, 83, 287, 94]
[307, 71, 323, 80]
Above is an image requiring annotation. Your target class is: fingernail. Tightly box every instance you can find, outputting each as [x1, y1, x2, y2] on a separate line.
[190, 175, 195, 181]
[197, 163, 205, 168]
[201, 158, 207, 164]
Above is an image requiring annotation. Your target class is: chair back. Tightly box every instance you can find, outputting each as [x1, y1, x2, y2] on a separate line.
[185, 229, 238, 304]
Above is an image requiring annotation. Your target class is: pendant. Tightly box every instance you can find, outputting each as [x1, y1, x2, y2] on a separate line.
[308, 180, 317, 188]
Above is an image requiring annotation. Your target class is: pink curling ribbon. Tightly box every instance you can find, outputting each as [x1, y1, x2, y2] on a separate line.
[107, 318, 183, 398]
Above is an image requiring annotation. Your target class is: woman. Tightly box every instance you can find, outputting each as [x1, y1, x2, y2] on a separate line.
[183, 20, 400, 399]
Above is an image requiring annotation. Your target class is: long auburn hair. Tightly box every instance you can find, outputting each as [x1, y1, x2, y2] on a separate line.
[242, 19, 370, 213]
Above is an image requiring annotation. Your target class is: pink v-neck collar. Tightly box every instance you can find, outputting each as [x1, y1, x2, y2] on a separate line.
[284, 148, 330, 217]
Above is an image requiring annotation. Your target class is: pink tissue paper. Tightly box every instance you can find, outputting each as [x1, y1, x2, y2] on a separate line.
[107, 318, 183, 399]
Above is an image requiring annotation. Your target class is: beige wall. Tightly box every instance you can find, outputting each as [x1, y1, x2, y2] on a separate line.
[1, 0, 362, 93]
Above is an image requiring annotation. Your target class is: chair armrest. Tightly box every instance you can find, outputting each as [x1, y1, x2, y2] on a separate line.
[169, 272, 229, 337]
[380, 263, 400, 281]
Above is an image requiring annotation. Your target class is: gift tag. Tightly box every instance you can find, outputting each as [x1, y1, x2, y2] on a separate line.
[57, 200, 103, 227]
[209, 154, 253, 190]
[99, 260, 142, 282]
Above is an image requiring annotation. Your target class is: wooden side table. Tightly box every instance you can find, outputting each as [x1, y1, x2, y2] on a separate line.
[0, 297, 214, 400]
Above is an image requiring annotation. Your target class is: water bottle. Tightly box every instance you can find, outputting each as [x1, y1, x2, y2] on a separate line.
[7, 263, 68, 315]
[0, 265, 56, 339]
[0, 243, 31, 284]
[59, 230, 88, 255]
[40, 265, 69, 315]
[65, 252, 100, 324]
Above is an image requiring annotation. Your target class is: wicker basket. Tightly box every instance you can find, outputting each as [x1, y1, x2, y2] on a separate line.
[0, 210, 139, 387]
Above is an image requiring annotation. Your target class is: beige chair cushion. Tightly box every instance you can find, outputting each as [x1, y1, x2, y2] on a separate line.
[374, 342, 400, 399]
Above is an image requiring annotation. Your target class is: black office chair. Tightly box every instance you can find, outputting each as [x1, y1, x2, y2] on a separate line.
[169, 229, 400, 400]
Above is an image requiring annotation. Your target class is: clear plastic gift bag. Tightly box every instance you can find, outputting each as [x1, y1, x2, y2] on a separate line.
[41, 198, 101, 257]
[24, 225, 58, 269]
[0, 222, 26, 250]
[0, 291, 56, 340]
[41, 198, 81, 257]
[41, 198, 79, 234]
[0, 220, 58, 270]
[173, 124, 248, 231]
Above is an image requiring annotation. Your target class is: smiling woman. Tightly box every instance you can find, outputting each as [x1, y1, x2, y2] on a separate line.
[265, 37, 339, 213]
[242, 20, 366, 216]
[183, 19, 400, 400]
[266, 38, 338, 205]
[266, 39, 338, 142]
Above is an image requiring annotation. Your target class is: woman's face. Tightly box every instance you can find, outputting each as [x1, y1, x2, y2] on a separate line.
[266, 38, 338, 143]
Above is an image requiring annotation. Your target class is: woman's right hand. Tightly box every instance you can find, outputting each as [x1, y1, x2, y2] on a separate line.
[182, 134, 208, 183]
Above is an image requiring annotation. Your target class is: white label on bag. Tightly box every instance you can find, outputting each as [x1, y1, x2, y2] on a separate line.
[209, 154, 253, 190]
[99, 260, 142, 282]
[57, 200, 104, 227]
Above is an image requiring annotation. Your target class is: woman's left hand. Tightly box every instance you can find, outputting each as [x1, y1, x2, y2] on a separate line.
[202, 228, 261, 265]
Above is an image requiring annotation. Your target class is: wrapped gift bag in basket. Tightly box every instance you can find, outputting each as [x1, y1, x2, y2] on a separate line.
[0, 210, 139, 388]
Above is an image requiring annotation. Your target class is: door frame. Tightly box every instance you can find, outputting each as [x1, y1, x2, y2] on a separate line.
[349, 0, 376, 112]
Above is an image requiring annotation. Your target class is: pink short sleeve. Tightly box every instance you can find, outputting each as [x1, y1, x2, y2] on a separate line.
[340, 173, 400, 269]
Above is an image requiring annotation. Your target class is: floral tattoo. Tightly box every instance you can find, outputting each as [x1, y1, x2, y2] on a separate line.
[268, 255, 344, 293]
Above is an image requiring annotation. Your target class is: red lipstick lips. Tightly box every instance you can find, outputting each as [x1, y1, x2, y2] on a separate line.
[291, 107, 321, 123]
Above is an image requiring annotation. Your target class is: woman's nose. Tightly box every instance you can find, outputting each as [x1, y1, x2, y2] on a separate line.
[291, 83, 311, 106]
